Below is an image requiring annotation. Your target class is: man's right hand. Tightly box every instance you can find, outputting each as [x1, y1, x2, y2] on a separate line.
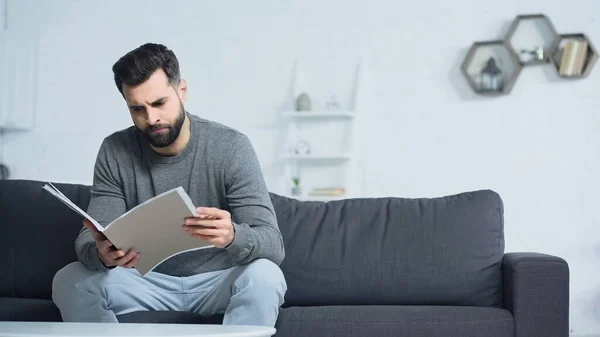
[83, 219, 140, 268]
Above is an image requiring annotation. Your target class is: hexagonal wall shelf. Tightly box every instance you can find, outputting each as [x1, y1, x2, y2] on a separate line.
[549, 33, 598, 78]
[461, 40, 522, 96]
[506, 14, 558, 65]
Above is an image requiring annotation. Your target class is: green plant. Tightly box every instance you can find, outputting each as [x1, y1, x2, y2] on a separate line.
[292, 177, 300, 187]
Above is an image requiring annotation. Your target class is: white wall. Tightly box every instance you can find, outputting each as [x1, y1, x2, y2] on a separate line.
[3, 0, 600, 334]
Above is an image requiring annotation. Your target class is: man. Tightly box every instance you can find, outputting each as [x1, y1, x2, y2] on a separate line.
[52, 43, 287, 327]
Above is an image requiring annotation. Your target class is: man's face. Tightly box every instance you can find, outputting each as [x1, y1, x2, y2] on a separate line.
[122, 69, 187, 148]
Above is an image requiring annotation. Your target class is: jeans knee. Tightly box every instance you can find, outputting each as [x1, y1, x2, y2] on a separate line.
[236, 259, 287, 296]
[52, 262, 97, 303]
[54, 261, 115, 295]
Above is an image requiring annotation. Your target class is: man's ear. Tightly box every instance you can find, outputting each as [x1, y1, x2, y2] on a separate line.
[178, 79, 188, 103]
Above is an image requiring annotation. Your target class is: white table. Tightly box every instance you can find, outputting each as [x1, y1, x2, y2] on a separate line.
[0, 322, 276, 337]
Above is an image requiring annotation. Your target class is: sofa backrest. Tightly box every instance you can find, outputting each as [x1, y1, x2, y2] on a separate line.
[271, 189, 505, 308]
[0, 179, 90, 300]
[0, 179, 505, 309]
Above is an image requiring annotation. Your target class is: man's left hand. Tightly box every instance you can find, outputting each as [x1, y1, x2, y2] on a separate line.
[183, 207, 235, 248]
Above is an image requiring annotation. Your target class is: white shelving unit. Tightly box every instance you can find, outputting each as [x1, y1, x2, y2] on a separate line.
[278, 59, 363, 202]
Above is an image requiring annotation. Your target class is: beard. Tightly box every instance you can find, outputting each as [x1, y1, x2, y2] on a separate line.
[142, 103, 186, 148]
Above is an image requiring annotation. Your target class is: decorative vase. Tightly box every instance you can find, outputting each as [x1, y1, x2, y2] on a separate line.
[295, 93, 311, 111]
[291, 186, 302, 196]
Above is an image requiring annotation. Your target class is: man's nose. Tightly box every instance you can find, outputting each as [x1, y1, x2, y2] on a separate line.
[146, 108, 161, 125]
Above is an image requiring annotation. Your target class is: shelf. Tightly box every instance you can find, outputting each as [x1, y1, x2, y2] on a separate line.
[281, 154, 351, 160]
[0, 126, 29, 132]
[284, 110, 355, 119]
[294, 195, 345, 202]
[280, 59, 363, 200]
[549, 33, 598, 78]
[505, 14, 558, 65]
[461, 40, 522, 96]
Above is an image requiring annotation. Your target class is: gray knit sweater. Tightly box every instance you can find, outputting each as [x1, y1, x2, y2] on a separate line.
[74, 113, 284, 276]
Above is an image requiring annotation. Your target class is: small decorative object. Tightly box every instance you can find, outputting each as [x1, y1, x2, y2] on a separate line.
[295, 93, 311, 111]
[534, 46, 544, 61]
[294, 140, 311, 155]
[519, 46, 544, 63]
[461, 40, 522, 96]
[325, 94, 342, 110]
[291, 177, 302, 196]
[478, 57, 503, 92]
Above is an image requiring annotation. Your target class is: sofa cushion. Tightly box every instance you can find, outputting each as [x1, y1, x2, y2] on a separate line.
[274, 305, 514, 337]
[101, 306, 514, 337]
[0, 180, 90, 300]
[270, 190, 505, 307]
[0, 297, 62, 321]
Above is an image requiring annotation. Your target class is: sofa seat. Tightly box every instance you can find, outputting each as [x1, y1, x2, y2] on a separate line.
[275, 305, 515, 337]
[119, 305, 514, 337]
[0, 297, 61, 321]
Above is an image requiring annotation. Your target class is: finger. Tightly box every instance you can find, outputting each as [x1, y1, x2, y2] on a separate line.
[97, 240, 114, 252]
[122, 253, 140, 268]
[186, 227, 224, 237]
[116, 250, 139, 267]
[104, 248, 127, 261]
[192, 213, 217, 220]
[83, 219, 101, 235]
[184, 218, 221, 228]
[97, 239, 114, 251]
[190, 234, 218, 242]
[89, 231, 103, 242]
[187, 214, 217, 222]
[82, 218, 95, 230]
[83, 220, 107, 241]
[196, 207, 228, 219]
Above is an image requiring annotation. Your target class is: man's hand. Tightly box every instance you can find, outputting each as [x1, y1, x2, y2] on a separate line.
[82, 219, 140, 268]
[183, 207, 235, 248]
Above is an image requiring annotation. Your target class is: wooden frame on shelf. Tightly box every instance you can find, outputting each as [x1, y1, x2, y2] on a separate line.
[461, 40, 522, 96]
[549, 33, 598, 79]
[505, 13, 559, 66]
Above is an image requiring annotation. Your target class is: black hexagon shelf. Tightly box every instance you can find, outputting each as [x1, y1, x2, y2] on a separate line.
[549, 33, 598, 78]
[461, 40, 522, 96]
[506, 14, 559, 66]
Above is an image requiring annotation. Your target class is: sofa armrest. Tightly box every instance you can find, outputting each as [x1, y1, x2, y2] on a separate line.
[502, 252, 569, 337]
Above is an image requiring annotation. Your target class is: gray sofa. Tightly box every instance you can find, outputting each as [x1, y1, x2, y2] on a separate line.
[0, 179, 569, 337]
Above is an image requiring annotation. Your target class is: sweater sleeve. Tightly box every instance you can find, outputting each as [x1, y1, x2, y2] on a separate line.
[75, 138, 127, 271]
[222, 133, 285, 266]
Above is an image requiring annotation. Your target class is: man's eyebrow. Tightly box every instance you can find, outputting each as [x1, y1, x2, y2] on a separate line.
[128, 97, 169, 109]
[150, 97, 169, 104]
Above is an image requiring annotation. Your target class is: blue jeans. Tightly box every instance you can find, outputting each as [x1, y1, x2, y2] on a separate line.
[52, 259, 287, 327]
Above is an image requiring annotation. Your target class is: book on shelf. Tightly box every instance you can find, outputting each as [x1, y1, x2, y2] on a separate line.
[308, 187, 346, 196]
[559, 39, 589, 76]
[42, 183, 213, 276]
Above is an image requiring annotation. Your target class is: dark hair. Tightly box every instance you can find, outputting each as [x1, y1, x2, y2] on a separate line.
[112, 43, 181, 95]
